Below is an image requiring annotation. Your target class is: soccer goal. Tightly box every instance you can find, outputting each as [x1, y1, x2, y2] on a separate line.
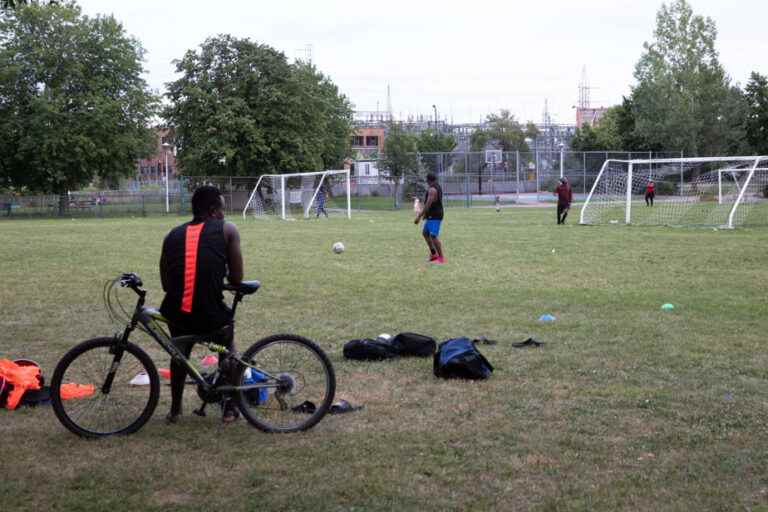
[241, 169, 351, 220]
[579, 156, 768, 228]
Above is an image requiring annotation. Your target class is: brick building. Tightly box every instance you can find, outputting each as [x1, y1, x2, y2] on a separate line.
[136, 127, 177, 182]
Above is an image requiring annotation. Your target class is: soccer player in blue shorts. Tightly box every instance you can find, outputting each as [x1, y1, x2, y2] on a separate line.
[414, 173, 445, 264]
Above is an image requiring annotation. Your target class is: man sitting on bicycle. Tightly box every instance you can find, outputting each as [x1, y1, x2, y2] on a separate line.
[159, 185, 244, 424]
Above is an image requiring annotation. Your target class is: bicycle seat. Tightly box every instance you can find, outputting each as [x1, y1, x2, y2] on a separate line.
[224, 280, 260, 295]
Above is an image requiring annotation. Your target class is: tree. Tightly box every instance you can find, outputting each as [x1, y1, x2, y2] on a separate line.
[470, 110, 530, 152]
[1, 0, 56, 9]
[745, 72, 768, 155]
[379, 123, 419, 208]
[416, 128, 455, 175]
[416, 129, 455, 153]
[0, 2, 158, 212]
[164, 36, 352, 177]
[524, 121, 540, 141]
[631, 0, 739, 155]
[289, 61, 353, 170]
[612, 96, 650, 151]
[570, 123, 603, 151]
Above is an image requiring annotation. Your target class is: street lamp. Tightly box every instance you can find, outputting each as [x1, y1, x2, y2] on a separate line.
[162, 142, 172, 213]
[432, 104, 438, 127]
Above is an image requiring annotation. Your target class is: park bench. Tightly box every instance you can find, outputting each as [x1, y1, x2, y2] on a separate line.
[68, 199, 97, 209]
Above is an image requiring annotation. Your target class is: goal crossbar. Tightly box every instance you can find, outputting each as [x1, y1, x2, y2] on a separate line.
[612, 156, 767, 165]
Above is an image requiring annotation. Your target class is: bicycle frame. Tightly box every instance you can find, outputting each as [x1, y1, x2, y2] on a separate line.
[109, 282, 282, 397]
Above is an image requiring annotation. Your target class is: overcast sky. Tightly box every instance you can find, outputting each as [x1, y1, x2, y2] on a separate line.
[76, 0, 768, 125]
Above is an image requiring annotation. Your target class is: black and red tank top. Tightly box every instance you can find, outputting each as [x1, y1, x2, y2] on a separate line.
[423, 183, 444, 220]
[160, 219, 231, 333]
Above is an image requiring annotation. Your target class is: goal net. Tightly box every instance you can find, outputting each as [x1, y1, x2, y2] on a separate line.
[579, 156, 768, 228]
[242, 170, 351, 220]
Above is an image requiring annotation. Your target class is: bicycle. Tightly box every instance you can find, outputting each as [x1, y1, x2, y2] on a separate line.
[50, 273, 336, 438]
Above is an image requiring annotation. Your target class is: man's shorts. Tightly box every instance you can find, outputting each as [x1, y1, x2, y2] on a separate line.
[423, 219, 442, 237]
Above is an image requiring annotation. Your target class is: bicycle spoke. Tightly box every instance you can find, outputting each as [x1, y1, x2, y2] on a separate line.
[237, 335, 335, 433]
[53, 339, 158, 437]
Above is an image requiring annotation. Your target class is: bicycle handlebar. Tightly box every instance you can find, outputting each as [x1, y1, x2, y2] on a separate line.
[119, 273, 143, 289]
[118, 273, 260, 299]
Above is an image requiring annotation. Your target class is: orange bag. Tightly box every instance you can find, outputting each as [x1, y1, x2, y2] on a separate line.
[0, 359, 41, 410]
[60, 383, 95, 400]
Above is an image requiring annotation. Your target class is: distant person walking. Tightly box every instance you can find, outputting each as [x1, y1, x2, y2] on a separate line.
[316, 187, 328, 218]
[554, 177, 573, 225]
[645, 180, 655, 207]
[414, 173, 445, 263]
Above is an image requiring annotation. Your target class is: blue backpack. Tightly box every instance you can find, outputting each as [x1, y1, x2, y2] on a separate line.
[243, 368, 269, 405]
[433, 337, 494, 380]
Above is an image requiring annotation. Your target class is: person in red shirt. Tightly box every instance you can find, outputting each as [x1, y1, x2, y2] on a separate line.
[645, 180, 655, 206]
[554, 177, 573, 224]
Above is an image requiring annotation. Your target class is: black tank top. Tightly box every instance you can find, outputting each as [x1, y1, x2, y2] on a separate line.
[424, 183, 444, 220]
[160, 219, 231, 333]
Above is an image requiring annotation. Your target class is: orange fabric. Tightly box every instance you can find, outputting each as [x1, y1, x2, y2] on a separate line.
[0, 359, 41, 410]
[181, 223, 204, 313]
[60, 383, 95, 400]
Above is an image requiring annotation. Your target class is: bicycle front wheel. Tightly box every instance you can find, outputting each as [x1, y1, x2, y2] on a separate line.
[237, 334, 335, 433]
[50, 337, 160, 438]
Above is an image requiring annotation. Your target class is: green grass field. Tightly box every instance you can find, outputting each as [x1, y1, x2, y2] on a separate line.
[1, 208, 768, 511]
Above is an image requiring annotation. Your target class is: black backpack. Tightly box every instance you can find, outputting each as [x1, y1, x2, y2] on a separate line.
[433, 337, 494, 380]
[343, 338, 401, 361]
[391, 332, 436, 357]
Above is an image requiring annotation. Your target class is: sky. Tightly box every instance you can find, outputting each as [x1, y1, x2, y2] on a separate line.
[76, 0, 768, 126]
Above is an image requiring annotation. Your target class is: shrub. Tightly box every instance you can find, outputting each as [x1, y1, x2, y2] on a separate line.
[655, 181, 676, 195]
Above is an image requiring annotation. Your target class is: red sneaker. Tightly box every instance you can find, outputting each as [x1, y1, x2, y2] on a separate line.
[428, 254, 438, 262]
[435, 256, 446, 264]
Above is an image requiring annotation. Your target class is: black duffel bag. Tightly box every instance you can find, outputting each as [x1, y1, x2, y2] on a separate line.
[343, 338, 401, 361]
[434, 337, 494, 380]
[391, 332, 437, 357]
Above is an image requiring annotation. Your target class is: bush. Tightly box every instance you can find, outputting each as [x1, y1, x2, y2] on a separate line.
[654, 181, 676, 195]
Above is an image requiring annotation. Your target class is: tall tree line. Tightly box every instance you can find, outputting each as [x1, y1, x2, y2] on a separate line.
[571, 0, 767, 156]
[0, 1, 354, 205]
[0, 1, 158, 212]
[163, 35, 353, 177]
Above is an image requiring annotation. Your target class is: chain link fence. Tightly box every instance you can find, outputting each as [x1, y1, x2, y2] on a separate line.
[0, 151, 683, 218]
[351, 150, 683, 210]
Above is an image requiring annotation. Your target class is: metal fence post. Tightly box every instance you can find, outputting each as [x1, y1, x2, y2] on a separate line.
[535, 151, 540, 201]
[515, 150, 520, 203]
[228, 176, 233, 215]
[464, 152, 470, 207]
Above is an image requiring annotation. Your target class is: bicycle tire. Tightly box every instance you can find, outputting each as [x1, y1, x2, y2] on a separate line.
[50, 337, 160, 438]
[236, 334, 335, 433]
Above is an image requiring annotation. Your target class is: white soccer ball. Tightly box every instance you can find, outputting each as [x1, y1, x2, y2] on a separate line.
[332, 242, 345, 254]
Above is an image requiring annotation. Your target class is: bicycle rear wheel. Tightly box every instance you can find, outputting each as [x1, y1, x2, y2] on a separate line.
[50, 337, 160, 438]
[236, 334, 335, 433]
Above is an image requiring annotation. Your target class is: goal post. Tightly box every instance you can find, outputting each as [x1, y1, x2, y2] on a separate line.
[579, 156, 768, 228]
[242, 169, 351, 220]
